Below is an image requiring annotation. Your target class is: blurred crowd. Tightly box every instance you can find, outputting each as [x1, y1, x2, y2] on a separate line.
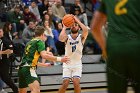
[0, 0, 102, 56]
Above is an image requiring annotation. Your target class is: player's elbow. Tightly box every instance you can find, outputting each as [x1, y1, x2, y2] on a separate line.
[59, 37, 65, 42]
[40, 51, 47, 59]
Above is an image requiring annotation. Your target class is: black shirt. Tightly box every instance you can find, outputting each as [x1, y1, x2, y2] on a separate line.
[0, 37, 13, 65]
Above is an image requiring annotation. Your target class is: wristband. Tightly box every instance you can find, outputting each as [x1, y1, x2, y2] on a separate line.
[56, 57, 62, 62]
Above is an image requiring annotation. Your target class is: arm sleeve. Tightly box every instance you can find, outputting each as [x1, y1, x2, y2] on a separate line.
[37, 40, 45, 53]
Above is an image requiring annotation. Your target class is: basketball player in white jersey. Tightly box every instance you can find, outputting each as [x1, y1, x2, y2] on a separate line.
[58, 16, 88, 93]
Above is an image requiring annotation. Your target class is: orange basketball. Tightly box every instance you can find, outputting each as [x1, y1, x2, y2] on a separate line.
[62, 14, 75, 27]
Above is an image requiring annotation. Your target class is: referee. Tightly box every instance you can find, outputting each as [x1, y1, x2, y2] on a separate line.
[0, 27, 18, 93]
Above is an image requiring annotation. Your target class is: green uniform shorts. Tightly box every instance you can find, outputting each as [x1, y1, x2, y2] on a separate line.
[106, 40, 140, 93]
[18, 66, 39, 88]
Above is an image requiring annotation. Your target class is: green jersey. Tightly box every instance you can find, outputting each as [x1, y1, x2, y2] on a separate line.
[98, 1, 140, 92]
[99, 0, 140, 55]
[99, 0, 140, 41]
[21, 38, 45, 67]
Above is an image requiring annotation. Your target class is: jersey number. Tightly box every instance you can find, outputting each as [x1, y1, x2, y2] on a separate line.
[72, 45, 76, 52]
[115, 0, 128, 15]
[25, 45, 31, 55]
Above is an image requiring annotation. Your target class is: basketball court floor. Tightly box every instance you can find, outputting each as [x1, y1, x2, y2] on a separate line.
[42, 88, 134, 93]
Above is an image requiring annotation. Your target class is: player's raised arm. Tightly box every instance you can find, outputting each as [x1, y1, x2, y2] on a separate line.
[59, 24, 68, 42]
[74, 16, 88, 44]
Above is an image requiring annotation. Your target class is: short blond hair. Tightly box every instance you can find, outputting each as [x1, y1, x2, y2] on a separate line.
[34, 26, 45, 37]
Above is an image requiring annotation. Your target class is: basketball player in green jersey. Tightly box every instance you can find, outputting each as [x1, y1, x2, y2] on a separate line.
[18, 26, 69, 93]
[91, 0, 140, 93]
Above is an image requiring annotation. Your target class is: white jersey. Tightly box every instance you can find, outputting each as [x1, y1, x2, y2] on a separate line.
[63, 34, 83, 68]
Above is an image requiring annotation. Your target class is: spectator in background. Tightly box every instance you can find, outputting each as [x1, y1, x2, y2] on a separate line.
[7, 5, 26, 34]
[92, 0, 101, 12]
[23, 6, 37, 25]
[3, 22, 18, 42]
[74, 6, 88, 27]
[37, 0, 43, 6]
[51, 0, 66, 23]
[69, 0, 84, 15]
[43, 12, 55, 29]
[22, 0, 32, 6]
[47, 6, 57, 28]
[38, 0, 50, 19]
[22, 20, 36, 44]
[54, 22, 65, 56]
[69, 0, 89, 27]
[43, 20, 58, 55]
[3, 22, 25, 62]
[29, 1, 41, 23]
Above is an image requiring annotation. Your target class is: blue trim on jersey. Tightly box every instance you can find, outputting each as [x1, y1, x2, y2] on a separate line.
[63, 77, 71, 79]
[72, 75, 81, 78]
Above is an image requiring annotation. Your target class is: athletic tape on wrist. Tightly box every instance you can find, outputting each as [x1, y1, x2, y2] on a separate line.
[56, 57, 62, 62]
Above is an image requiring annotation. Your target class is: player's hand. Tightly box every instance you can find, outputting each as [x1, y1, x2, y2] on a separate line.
[38, 62, 52, 67]
[44, 63, 52, 67]
[61, 56, 70, 64]
[73, 16, 80, 23]
[62, 22, 68, 29]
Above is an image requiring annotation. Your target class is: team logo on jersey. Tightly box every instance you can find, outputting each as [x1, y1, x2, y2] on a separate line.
[70, 41, 79, 45]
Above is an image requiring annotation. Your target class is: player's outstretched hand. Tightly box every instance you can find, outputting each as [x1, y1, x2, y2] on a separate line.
[61, 56, 70, 64]
[37, 62, 52, 67]
[44, 63, 52, 67]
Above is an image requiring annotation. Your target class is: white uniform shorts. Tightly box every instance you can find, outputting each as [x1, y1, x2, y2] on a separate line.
[63, 67, 82, 79]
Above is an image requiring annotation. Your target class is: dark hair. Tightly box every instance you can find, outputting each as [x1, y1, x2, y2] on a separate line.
[24, 6, 29, 10]
[43, 13, 53, 27]
[35, 26, 45, 37]
[29, 19, 36, 23]
[3, 22, 12, 33]
[74, 6, 81, 13]
[31, 1, 37, 3]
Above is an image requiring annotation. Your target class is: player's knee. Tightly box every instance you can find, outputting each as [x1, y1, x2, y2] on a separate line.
[29, 85, 40, 93]
[62, 79, 70, 88]
[73, 78, 80, 86]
